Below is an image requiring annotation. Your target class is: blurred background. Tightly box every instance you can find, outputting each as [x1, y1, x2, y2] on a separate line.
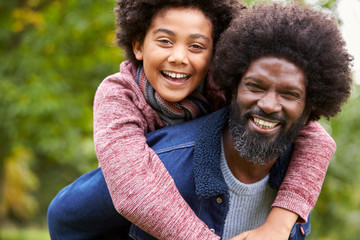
[0, 0, 359, 239]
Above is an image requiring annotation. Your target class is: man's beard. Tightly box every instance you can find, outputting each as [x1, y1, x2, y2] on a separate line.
[228, 103, 306, 165]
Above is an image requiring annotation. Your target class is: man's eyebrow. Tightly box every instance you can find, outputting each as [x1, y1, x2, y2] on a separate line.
[153, 28, 210, 43]
[243, 77, 262, 83]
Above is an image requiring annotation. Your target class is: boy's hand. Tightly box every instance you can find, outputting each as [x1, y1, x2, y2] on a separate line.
[228, 223, 289, 240]
[229, 207, 298, 240]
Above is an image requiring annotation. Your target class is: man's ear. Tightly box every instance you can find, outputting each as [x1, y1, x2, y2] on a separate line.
[132, 40, 143, 60]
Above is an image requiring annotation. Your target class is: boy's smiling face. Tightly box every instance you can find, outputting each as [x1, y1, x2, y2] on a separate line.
[132, 7, 213, 102]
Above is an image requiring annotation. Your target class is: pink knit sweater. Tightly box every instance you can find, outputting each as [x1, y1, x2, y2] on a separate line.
[93, 61, 335, 239]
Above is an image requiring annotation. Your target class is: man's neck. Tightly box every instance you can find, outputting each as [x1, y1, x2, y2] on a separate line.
[222, 125, 276, 184]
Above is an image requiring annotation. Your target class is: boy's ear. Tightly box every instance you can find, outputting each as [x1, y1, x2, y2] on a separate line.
[132, 40, 143, 60]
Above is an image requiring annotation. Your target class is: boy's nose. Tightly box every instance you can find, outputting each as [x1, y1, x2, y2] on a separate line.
[168, 46, 189, 65]
[257, 92, 282, 114]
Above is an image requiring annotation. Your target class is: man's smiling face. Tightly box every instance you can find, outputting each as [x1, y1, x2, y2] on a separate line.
[229, 56, 309, 164]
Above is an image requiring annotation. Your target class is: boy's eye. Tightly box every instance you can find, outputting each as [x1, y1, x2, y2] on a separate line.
[157, 39, 172, 45]
[189, 44, 205, 50]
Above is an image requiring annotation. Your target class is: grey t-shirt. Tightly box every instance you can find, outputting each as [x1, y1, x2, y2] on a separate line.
[220, 138, 277, 239]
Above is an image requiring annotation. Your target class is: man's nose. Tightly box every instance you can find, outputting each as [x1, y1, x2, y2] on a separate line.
[257, 92, 282, 114]
[168, 46, 189, 65]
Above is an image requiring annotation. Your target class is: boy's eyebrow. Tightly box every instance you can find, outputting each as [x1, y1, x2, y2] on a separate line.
[153, 28, 175, 36]
[153, 28, 210, 43]
[190, 33, 210, 43]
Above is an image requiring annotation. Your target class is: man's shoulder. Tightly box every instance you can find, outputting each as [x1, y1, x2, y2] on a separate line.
[145, 108, 228, 153]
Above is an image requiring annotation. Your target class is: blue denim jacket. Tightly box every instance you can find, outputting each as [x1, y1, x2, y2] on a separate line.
[129, 107, 310, 239]
[48, 107, 310, 239]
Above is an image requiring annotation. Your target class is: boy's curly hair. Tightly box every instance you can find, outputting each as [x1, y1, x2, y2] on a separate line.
[214, 2, 353, 121]
[115, 0, 244, 66]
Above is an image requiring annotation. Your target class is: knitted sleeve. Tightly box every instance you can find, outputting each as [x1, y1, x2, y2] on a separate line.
[272, 121, 336, 222]
[94, 63, 219, 240]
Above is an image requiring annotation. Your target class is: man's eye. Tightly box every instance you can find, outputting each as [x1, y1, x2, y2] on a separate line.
[282, 92, 300, 100]
[246, 84, 263, 92]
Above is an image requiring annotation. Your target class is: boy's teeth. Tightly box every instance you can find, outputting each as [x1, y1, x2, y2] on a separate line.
[253, 118, 277, 129]
[163, 71, 188, 79]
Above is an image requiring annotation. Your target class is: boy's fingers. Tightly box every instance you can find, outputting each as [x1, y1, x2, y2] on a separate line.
[229, 231, 249, 240]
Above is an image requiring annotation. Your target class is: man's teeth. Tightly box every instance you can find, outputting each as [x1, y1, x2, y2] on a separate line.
[163, 71, 189, 79]
[253, 118, 277, 129]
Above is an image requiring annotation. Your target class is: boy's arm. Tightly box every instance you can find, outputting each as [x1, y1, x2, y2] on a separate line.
[272, 120, 336, 222]
[94, 72, 219, 240]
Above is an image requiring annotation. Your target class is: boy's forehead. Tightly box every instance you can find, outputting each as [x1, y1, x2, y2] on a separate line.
[147, 7, 213, 37]
[151, 6, 210, 25]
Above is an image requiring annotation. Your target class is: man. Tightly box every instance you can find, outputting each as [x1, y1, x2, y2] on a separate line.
[48, 2, 352, 239]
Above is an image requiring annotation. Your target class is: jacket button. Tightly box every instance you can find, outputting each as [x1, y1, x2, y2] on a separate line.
[210, 228, 215, 233]
[216, 197, 223, 204]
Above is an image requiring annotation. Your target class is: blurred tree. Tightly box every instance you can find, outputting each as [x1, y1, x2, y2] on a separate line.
[310, 85, 360, 240]
[0, 0, 123, 225]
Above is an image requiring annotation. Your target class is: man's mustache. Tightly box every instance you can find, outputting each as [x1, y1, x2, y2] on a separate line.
[243, 108, 286, 125]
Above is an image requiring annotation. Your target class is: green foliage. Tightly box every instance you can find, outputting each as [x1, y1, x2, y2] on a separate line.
[0, 0, 359, 240]
[0, 0, 123, 225]
[309, 85, 360, 240]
